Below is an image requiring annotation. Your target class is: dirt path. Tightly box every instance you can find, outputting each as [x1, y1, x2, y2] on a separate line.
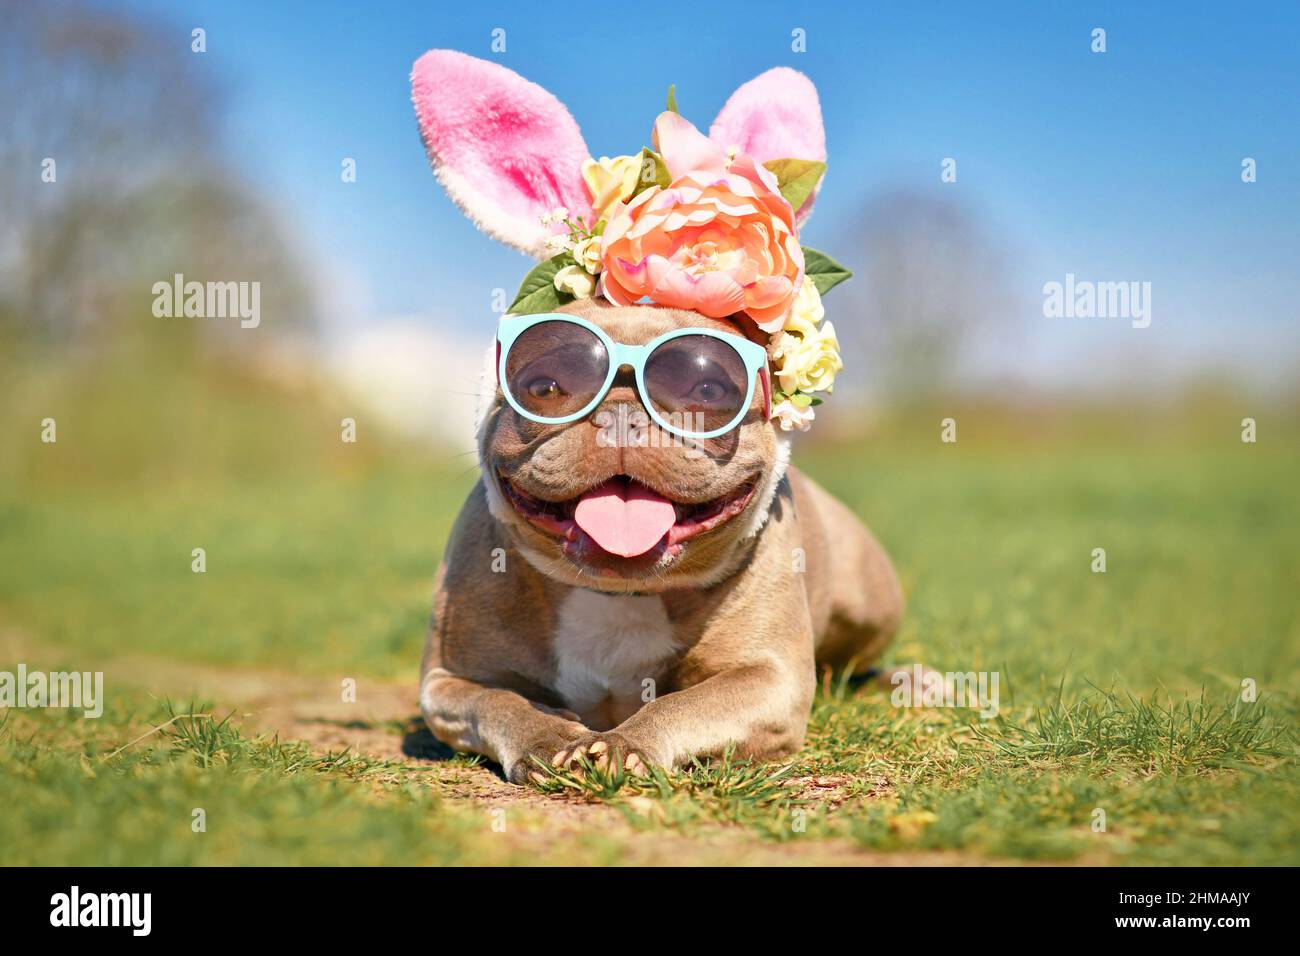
[3, 629, 1027, 865]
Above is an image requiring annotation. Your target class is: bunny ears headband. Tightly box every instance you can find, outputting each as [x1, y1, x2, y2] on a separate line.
[411, 50, 851, 431]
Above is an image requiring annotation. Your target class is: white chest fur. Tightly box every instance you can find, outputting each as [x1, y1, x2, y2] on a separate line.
[551, 590, 678, 719]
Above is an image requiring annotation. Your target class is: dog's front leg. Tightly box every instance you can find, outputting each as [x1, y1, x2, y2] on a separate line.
[552, 662, 815, 774]
[420, 668, 590, 784]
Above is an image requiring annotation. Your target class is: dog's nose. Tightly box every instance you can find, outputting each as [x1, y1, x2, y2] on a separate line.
[601, 368, 642, 408]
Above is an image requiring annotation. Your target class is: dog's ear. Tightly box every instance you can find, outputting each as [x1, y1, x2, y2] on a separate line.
[412, 50, 593, 258]
[710, 68, 826, 225]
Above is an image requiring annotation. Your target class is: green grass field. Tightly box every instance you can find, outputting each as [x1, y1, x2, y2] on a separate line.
[1, 345, 1296, 865]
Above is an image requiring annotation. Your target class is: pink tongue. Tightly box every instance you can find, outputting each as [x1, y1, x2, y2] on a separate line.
[573, 478, 677, 557]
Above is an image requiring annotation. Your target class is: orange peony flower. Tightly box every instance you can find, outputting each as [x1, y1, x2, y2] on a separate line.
[598, 112, 803, 332]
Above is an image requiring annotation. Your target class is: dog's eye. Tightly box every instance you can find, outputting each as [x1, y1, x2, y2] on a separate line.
[526, 377, 563, 399]
[686, 379, 729, 404]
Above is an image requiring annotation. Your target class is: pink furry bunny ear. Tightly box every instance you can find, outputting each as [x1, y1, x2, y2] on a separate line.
[709, 67, 826, 225]
[411, 50, 593, 258]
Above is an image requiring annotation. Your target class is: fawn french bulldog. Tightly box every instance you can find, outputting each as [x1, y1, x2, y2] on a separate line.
[411, 51, 902, 782]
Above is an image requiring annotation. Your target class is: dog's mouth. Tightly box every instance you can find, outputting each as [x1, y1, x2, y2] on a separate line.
[499, 472, 757, 569]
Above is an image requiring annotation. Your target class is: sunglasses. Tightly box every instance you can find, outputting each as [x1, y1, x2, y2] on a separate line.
[496, 313, 771, 440]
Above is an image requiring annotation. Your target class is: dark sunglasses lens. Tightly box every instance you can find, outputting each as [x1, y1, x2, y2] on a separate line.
[504, 320, 609, 419]
[644, 334, 750, 434]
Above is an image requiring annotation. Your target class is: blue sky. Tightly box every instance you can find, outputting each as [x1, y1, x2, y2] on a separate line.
[122, 0, 1299, 391]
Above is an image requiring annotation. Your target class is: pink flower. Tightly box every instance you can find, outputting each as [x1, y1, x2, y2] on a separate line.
[599, 113, 803, 331]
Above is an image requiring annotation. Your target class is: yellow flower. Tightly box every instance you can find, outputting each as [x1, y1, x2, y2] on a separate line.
[572, 235, 602, 274]
[770, 320, 842, 394]
[582, 155, 641, 223]
[784, 276, 825, 336]
[553, 263, 596, 299]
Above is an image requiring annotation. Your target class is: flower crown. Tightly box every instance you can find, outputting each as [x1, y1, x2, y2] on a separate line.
[412, 52, 851, 431]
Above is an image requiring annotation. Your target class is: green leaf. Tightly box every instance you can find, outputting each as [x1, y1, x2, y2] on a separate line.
[630, 147, 671, 199]
[789, 392, 814, 408]
[666, 84, 678, 114]
[801, 246, 853, 295]
[763, 158, 826, 212]
[509, 255, 573, 314]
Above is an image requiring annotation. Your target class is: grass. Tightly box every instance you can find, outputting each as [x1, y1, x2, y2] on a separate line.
[0, 699, 517, 866]
[0, 343, 1297, 865]
[973, 684, 1289, 767]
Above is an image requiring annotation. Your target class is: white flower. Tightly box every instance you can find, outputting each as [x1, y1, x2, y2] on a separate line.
[771, 399, 816, 432]
[543, 233, 574, 256]
[572, 235, 602, 274]
[553, 263, 596, 299]
[549, 206, 570, 223]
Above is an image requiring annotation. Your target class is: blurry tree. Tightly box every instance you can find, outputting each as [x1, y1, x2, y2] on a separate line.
[0, 0, 316, 343]
[841, 189, 1017, 403]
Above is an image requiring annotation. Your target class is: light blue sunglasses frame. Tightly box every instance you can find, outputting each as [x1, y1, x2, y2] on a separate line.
[497, 313, 771, 440]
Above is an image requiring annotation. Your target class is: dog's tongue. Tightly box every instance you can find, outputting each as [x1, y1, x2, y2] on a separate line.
[573, 478, 677, 557]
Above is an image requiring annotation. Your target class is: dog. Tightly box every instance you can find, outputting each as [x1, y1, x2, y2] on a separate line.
[411, 51, 902, 783]
[418, 298, 903, 783]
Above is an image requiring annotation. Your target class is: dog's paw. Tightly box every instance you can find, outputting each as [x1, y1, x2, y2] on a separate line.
[550, 732, 655, 777]
[506, 754, 555, 787]
[505, 723, 592, 786]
